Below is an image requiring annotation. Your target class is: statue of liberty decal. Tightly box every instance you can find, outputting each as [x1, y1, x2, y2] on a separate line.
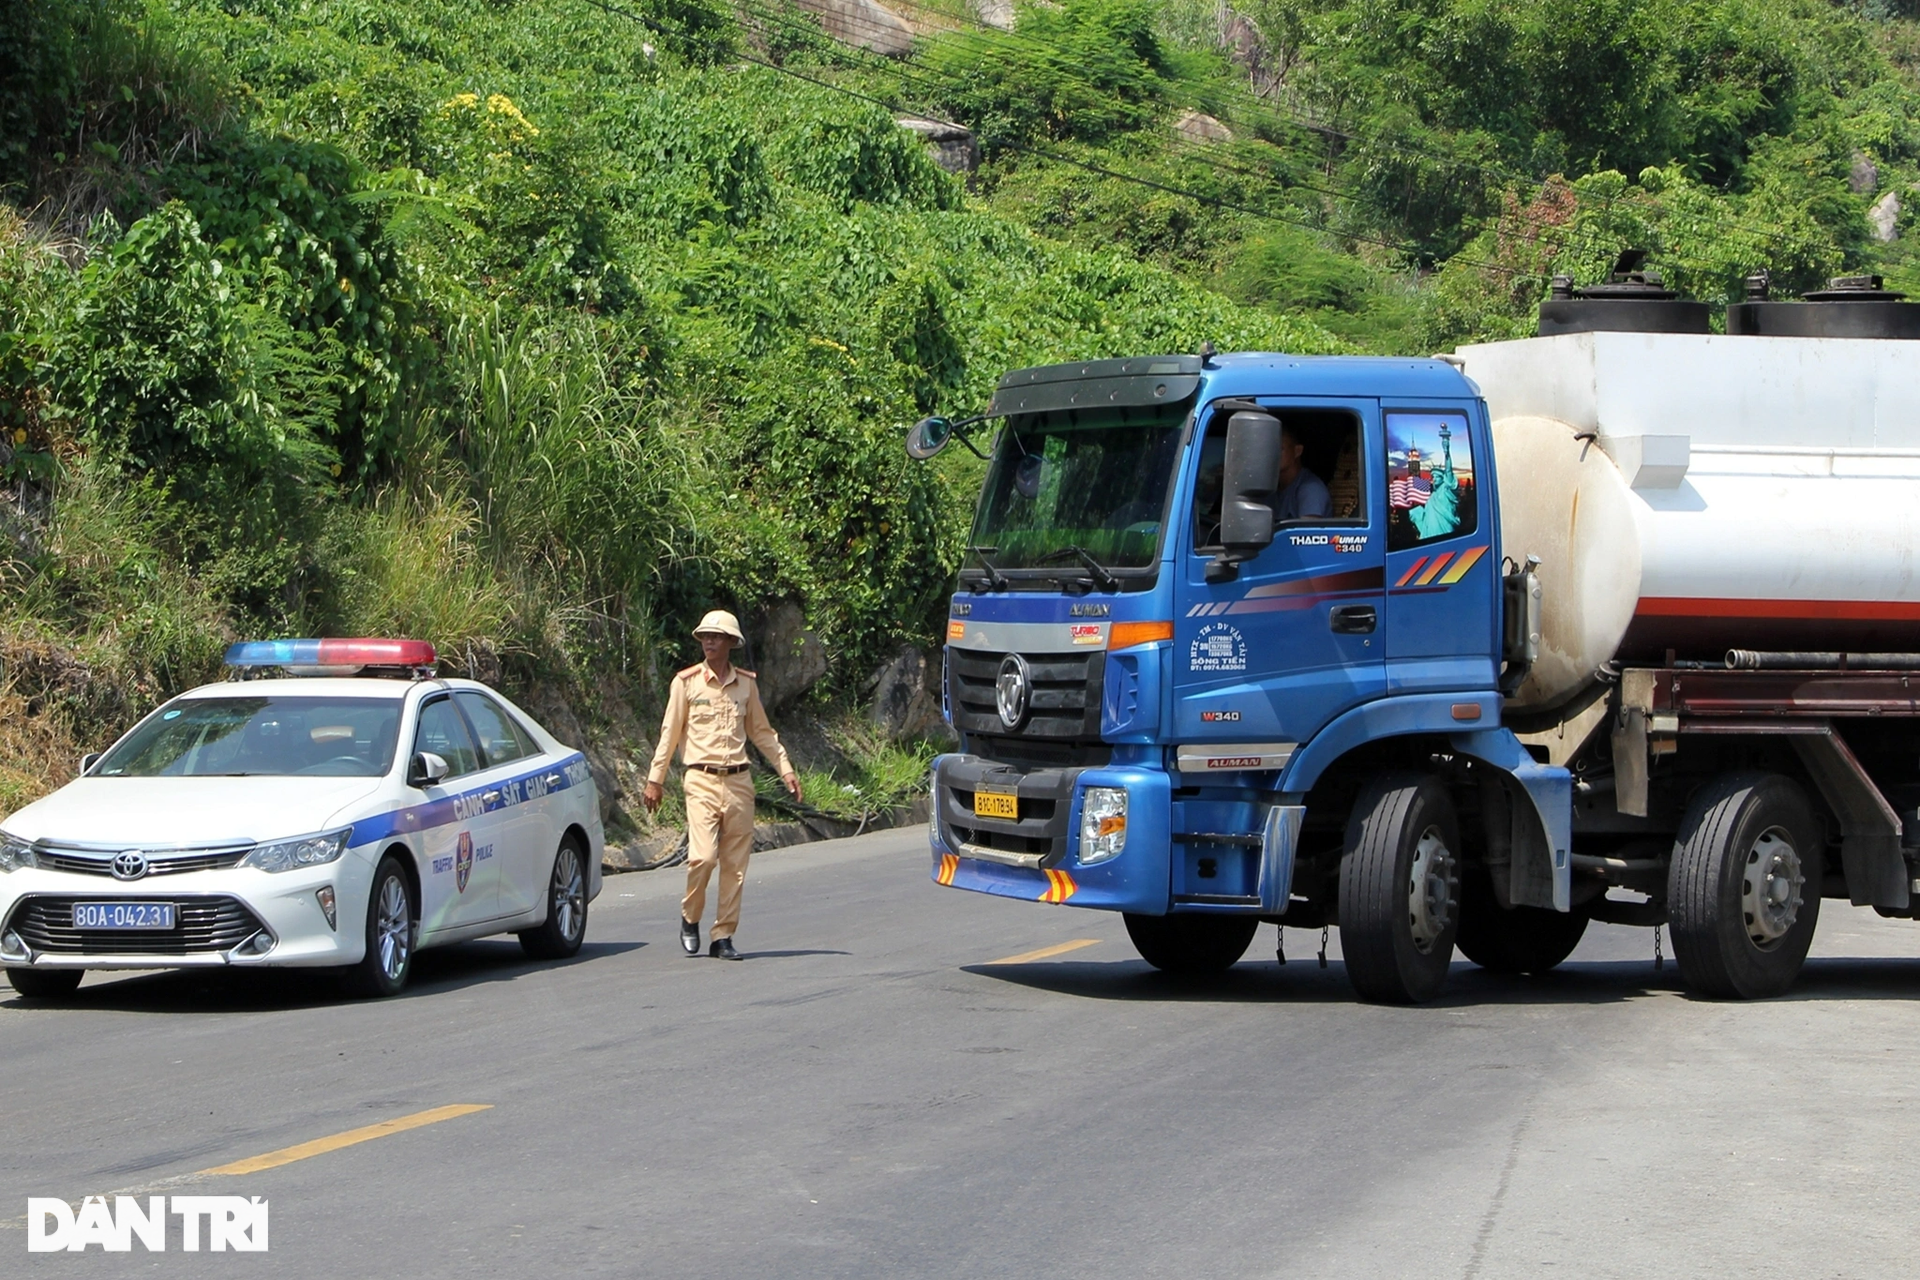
[1408, 419, 1461, 540]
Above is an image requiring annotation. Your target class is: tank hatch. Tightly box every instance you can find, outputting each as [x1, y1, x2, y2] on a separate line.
[1728, 272, 1920, 339]
[1536, 250, 1711, 337]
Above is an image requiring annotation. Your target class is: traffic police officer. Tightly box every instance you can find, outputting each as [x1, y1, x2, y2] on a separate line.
[643, 610, 802, 960]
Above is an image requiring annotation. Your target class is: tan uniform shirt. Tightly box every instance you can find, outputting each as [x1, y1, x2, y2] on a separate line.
[647, 662, 794, 785]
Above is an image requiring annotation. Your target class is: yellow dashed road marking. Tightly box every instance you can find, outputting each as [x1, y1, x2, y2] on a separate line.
[199, 1104, 492, 1176]
[984, 939, 1100, 966]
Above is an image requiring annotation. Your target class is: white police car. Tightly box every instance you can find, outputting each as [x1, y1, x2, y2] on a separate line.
[0, 639, 604, 999]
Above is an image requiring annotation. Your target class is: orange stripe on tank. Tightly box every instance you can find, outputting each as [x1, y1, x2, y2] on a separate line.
[1437, 545, 1489, 584]
[1414, 552, 1455, 586]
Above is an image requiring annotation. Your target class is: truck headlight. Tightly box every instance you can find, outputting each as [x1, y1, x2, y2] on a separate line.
[1078, 787, 1128, 865]
[243, 830, 350, 873]
[0, 832, 36, 872]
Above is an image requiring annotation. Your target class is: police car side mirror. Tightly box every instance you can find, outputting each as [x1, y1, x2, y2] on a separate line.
[1210, 410, 1281, 581]
[79, 752, 101, 776]
[408, 751, 450, 788]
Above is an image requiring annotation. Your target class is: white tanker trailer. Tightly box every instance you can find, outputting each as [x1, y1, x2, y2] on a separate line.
[1444, 316, 1920, 997]
[1461, 328, 1920, 716]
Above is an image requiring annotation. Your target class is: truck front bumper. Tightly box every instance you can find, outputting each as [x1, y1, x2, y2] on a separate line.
[929, 754, 1175, 914]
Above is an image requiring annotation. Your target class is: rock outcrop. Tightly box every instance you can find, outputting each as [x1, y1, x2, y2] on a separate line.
[795, 0, 915, 56]
[897, 116, 978, 173]
[1870, 189, 1901, 243]
[971, 0, 1014, 30]
[867, 645, 950, 741]
[1175, 110, 1233, 143]
[750, 600, 829, 712]
[1850, 152, 1879, 195]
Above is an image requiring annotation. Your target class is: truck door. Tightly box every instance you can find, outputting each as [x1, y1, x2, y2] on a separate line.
[1380, 404, 1500, 694]
[1177, 397, 1388, 746]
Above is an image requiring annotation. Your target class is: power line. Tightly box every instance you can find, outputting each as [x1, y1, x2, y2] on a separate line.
[871, 0, 1821, 254]
[762, 0, 1816, 260]
[575, 0, 1802, 289]
[723, 0, 1791, 277]
[582, 0, 1531, 274]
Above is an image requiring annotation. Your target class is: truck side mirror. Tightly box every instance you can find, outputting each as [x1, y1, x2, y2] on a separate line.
[79, 752, 101, 776]
[1211, 410, 1281, 580]
[407, 751, 450, 788]
[906, 416, 952, 460]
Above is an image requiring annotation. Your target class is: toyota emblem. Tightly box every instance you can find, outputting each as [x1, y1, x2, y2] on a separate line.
[110, 850, 149, 881]
[995, 653, 1032, 730]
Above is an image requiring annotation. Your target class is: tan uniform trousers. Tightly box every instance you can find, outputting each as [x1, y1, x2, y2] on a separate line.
[681, 768, 756, 939]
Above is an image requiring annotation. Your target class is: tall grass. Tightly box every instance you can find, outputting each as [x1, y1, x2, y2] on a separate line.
[319, 486, 518, 658]
[445, 304, 697, 669]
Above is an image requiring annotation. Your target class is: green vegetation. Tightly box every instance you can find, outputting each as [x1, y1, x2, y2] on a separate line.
[5, 0, 1920, 832]
[0, 0, 1329, 830]
[864, 0, 1920, 347]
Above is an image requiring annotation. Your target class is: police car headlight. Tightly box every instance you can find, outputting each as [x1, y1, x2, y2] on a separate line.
[1078, 788, 1128, 865]
[0, 832, 35, 872]
[243, 830, 350, 874]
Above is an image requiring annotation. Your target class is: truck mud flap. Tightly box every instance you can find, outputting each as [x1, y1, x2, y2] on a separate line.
[1451, 728, 1573, 912]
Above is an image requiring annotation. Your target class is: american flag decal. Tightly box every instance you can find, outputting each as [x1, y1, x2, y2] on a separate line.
[1389, 476, 1433, 509]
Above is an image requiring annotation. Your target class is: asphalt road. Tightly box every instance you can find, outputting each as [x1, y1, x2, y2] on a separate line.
[7, 825, 1920, 1278]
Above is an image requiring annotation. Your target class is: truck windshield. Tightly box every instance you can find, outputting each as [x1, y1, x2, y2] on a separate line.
[968, 407, 1185, 579]
[95, 696, 405, 778]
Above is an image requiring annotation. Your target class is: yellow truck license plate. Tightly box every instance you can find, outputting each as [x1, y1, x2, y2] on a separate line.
[973, 790, 1018, 820]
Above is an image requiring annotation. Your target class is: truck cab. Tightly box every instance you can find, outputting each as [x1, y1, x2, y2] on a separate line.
[924, 353, 1565, 1001]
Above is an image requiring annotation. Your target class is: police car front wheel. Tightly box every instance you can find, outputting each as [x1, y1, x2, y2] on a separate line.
[344, 854, 416, 998]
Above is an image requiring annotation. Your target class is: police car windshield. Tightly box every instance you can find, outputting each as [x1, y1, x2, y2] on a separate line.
[96, 696, 404, 778]
[968, 406, 1184, 580]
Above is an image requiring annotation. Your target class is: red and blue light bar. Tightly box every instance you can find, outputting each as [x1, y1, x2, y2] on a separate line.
[223, 638, 437, 669]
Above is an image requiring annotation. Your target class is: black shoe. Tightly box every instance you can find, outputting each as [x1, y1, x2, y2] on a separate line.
[680, 918, 700, 957]
[709, 937, 742, 961]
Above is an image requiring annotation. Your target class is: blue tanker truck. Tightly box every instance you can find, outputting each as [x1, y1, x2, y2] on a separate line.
[910, 307, 1920, 1002]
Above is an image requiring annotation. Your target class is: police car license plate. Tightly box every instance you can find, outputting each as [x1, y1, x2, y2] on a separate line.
[72, 902, 176, 929]
[973, 790, 1018, 820]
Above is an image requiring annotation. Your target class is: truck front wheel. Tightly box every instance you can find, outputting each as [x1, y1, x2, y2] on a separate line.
[1123, 913, 1258, 974]
[1668, 772, 1820, 999]
[1456, 871, 1589, 975]
[1339, 774, 1461, 1003]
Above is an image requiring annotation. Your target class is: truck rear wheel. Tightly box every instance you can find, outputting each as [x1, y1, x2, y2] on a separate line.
[1668, 772, 1820, 999]
[1123, 913, 1258, 974]
[1339, 773, 1461, 1003]
[1456, 871, 1588, 975]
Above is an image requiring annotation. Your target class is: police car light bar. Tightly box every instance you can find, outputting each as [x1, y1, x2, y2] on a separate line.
[223, 638, 438, 670]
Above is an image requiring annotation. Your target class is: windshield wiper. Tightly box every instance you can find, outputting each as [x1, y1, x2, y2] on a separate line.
[964, 544, 1010, 591]
[1035, 545, 1120, 591]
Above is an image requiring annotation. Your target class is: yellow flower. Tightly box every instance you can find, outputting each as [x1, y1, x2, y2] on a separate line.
[11, 428, 25, 445]
[444, 92, 479, 112]
[485, 94, 539, 136]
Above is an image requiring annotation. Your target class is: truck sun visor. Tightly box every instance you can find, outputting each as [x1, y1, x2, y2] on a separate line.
[985, 355, 1203, 418]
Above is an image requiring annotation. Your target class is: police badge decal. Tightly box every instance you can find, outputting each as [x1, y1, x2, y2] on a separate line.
[456, 830, 474, 893]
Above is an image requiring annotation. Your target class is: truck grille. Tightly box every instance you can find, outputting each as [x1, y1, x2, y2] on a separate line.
[7, 896, 267, 954]
[948, 647, 1108, 767]
[935, 757, 1083, 866]
[36, 848, 250, 877]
